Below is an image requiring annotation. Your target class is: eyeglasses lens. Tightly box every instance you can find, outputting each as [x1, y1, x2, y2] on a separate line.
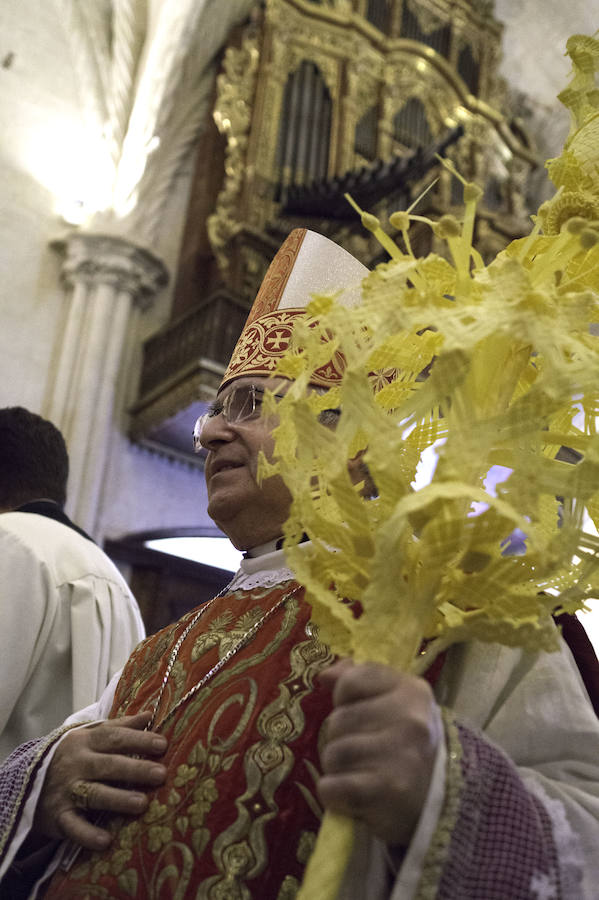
[192, 418, 204, 452]
[227, 386, 257, 424]
[192, 386, 271, 452]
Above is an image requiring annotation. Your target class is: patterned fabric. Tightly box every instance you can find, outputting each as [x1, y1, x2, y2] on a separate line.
[2, 565, 587, 898]
[223, 307, 350, 389]
[417, 716, 576, 900]
[43, 582, 335, 899]
[221, 227, 400, 391]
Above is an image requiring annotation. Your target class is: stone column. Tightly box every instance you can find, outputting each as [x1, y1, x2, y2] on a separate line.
[46, 233, 168, 536]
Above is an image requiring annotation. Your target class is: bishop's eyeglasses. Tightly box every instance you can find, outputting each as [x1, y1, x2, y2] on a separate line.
[192, 384, 285, 452]
[192, 383, 341, 452]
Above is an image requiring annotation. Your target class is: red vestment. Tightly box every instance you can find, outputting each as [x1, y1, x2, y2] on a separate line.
[44, 581, 334, 898]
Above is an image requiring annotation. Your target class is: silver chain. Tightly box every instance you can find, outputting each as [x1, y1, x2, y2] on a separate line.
[145, 583, 231, 730]
[146, 582, 299, 732]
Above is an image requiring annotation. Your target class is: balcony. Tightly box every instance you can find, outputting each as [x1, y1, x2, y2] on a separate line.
[129, 289, 249, 461]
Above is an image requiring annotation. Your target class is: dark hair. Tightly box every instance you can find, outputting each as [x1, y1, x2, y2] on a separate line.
[0, 407, 69, 509]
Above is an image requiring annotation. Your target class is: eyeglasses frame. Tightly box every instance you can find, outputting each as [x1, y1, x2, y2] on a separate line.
[192, 384, 286, 452]
[192, 383, 342, 453]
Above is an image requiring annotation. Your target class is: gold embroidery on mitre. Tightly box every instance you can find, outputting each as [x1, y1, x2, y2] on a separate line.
[221, 230, 308, 388]
[223, 309, 304, 384]
[247, 229, 307, 326]
[223, 309, 348, 387]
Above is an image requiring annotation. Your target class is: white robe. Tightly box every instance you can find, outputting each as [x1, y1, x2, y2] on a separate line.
[0, 511, 146, 761]
[2, 548, 599, 898]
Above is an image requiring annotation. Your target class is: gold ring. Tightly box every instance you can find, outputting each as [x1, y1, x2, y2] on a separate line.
[70, 780, 93, 810]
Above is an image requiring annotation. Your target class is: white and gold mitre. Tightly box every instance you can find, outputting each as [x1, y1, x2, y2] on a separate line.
[221, 228, 368, 390]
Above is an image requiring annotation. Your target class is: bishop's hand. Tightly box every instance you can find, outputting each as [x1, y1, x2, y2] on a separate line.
[33, 712, 168, 851]
[318, 660, 442, 847]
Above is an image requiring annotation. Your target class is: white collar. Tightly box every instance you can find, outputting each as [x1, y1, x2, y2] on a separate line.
[227, 544, 298, 593]
[244, 538, 280, 558]
[239, 545, 290, 575]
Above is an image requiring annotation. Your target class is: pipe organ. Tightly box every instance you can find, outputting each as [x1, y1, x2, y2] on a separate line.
[277, 61, 333, 195]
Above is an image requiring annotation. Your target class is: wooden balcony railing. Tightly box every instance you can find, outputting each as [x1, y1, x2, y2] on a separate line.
[138, 290, 249, 399]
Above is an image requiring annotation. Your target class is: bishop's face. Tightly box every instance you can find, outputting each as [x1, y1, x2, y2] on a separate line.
[199, 376, 293, 551]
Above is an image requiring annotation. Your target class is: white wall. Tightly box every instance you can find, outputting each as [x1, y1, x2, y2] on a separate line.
[98, 434, 210, 538]
[494, 0, 599, 158]
[495, 0, 598, 109]
[0, 1, 208, 540]
[0, 2, 80, 410]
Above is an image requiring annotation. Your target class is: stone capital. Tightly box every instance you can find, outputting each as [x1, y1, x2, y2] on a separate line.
[52, 232, 169, 309]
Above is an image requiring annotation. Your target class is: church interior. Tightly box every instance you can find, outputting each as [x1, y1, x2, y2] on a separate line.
[2, 0, 598, 641]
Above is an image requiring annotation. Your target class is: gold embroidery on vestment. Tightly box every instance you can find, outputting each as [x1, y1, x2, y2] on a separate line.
[297, 830, 316, 864]
[277, 874, 300, 898]
[172, 596, 298, 741]
[60, 589, 334, 898]
[294, 759, 323, 822]
[201, 606, 333, 896]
